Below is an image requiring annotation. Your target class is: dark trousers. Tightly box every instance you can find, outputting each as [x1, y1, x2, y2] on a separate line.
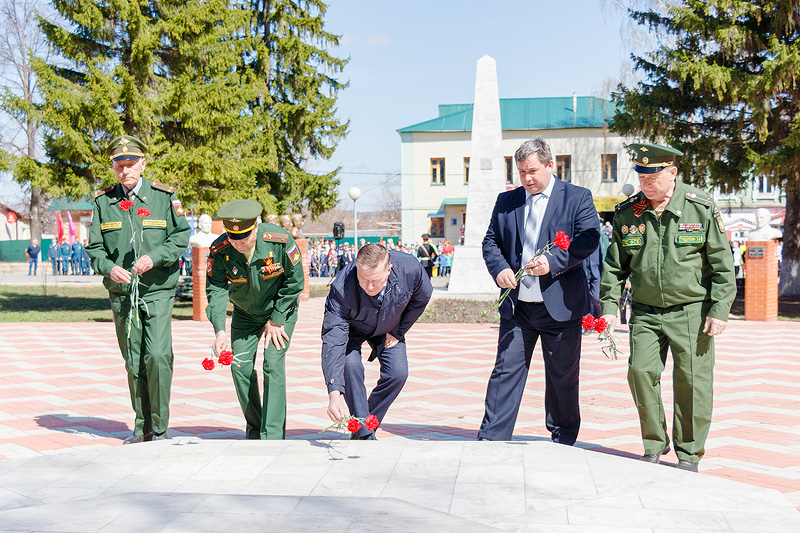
[478, 301, 582, 444]
[343, 338, 408, 437]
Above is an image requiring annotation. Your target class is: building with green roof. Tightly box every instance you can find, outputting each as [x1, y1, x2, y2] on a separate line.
[397, 96, 638, 244]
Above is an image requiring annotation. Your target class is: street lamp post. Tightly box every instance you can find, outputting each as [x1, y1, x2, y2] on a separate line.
[349, 186, 361, 248]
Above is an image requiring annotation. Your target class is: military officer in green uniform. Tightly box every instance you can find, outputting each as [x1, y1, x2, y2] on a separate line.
[206, 199, 304, 439]
[86, 135, 191, 444]
[599, 143, 735, 472]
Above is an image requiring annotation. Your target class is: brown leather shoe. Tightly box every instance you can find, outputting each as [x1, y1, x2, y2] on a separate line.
[640, 445, 670, 464]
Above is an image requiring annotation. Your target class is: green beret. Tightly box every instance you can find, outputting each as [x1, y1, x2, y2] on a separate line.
[107, 135, 147, 161]
[628, 143, 683, 174]
[217, 199, 262, 240]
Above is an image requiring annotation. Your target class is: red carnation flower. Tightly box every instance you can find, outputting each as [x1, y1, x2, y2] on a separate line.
[137, 208, 151, 217]
[202, 357, 215, 371]
[119, 200, 134, 210]
[581, 314, 595, 330]
[593, 317, 608, 334]
[553, 231, 570, 250]
[218, 352, 234, 366]
[365, 414, 379, 431]
[347, 418, 362, 433]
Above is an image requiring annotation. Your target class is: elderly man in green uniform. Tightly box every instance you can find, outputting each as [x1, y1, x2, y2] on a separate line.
[86, 135, 191, 444]
[206, 200, 304, 439]
[599, 143, 735, 473]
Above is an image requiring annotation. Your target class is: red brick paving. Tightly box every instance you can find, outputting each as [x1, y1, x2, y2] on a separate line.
[1, 296, 799, 510]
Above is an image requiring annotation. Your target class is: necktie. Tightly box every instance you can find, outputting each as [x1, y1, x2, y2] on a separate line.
[520, 194, 540, 290]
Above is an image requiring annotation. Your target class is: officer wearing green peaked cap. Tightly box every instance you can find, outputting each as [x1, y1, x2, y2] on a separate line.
[216, 199, 262, 239]
[628, 142, 683, 174]
[86, 134, 191, 445]
[107, 135, 148, 161]
[205, 199, 304, 439]
[599, 141, 735, 473]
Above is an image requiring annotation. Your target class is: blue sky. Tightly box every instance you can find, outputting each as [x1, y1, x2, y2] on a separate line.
[313, 0, 633, 209]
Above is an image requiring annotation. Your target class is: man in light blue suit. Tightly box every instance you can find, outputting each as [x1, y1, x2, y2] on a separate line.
[478, 138, 600, 444]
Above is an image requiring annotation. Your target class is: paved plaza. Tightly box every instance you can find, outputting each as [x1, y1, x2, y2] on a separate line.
[0, 273, 799, 530]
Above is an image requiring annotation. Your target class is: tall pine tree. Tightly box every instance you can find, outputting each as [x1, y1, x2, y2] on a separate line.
[34, 0, 346, 216]
[612, 0, 800, 295]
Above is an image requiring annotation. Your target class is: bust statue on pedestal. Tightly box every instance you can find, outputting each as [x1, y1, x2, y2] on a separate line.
[291, 214, 304, 239]
[748, 208, 782, 241]
[189, 214, 219, 247]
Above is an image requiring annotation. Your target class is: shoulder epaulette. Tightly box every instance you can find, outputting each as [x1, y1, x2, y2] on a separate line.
[151, 181, 177, 194]
[685, 191, 712, 207]
[209, 238, 230, 254]
[615, 194, 641, 212]
[262, 229, 289, 243]
[93, 185, 115, 199]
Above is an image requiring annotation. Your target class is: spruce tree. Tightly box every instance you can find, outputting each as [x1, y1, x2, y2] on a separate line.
[612, 0, 800, 295]
[34, 0, 347, 217]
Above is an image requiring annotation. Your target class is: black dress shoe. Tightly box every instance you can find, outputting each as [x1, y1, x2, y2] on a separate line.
[676, 459, 699, 472]
[350, 432, 376, 440]
[640, 445, 670, 464]
[151, 430, 171, 441]
[477, 437, 493, 441]
[123, 432, 152, 445]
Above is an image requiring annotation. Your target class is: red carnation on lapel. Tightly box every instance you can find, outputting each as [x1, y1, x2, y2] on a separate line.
[120, 200, 134, 210]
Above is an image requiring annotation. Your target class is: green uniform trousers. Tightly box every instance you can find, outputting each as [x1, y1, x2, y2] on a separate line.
[230, 312, 297, 440]
[110, 293, 175, 436]
[628, 300, 714, 463]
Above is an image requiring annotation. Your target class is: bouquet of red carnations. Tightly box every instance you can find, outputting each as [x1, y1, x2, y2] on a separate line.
[581, 315, 623, 360]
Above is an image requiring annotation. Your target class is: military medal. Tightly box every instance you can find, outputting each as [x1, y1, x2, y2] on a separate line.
[232, 266, 238, 275]
[621, 226, 628, 235]
[629, 225, 638, 235]
[638, 224, 645, 234]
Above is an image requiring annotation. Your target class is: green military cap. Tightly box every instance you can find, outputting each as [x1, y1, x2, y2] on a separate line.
[628, 143, 683, 174]
[217, 199, 262, 240]
[107, 135, 147, 161]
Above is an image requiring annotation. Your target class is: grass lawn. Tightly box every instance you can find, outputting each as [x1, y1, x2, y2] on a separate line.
[0, 284, 197, 322]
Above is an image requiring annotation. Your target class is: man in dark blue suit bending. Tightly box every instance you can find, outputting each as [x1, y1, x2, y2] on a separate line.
[478, 138, 600, 444]
[322, 243, 433, 439]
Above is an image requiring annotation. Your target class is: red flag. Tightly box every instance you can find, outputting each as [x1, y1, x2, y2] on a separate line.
[56, 211, 64, 244]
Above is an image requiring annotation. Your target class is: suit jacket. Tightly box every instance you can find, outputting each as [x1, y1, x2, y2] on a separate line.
[483, 178, 600, 322]
[321, 250, 433, 393]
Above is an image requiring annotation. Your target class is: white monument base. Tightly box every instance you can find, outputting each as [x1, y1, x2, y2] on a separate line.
[446, 245, 499, 295]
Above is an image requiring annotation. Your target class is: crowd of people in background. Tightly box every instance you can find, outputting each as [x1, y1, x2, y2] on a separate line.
[307, 237, 456, 278]
[24, 238, 92, 276]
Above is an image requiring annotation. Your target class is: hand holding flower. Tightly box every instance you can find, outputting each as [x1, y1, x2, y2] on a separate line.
[133, 254, 154, 275]
[109, 265, 132, 284]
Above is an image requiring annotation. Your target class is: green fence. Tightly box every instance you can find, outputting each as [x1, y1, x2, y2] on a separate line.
[0, 239, 55, 262]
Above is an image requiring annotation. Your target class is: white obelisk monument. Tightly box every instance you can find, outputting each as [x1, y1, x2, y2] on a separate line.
[447, 56, 507, 294]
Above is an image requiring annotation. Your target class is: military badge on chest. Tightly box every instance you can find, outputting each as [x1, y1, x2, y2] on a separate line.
[261, 257, 284, 280]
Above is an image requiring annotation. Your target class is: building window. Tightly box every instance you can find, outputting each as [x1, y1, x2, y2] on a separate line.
[431, 158, 445, 185]
[430, 217, 444, 237]
[463, 157, 469, 184]
[556, 155, 571, 183]
[505, 157, 513, 185]
[754, 175, 775, 196]
[601, 154, 617, 183]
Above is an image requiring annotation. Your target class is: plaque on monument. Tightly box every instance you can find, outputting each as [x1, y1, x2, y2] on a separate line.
[748, 246, 765, 258]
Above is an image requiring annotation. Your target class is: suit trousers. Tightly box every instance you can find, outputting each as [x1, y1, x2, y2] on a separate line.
[478, 301, 582, 443]
[343, 338, 409, 437]
[230, 314, 296, 440]
[110, 293, 175, 436]
[628, 300, 714, 463]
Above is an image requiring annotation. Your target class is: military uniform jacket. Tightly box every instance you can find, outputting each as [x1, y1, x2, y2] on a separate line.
[86, 178, 191, 298]
[599, 180, 736, 321]
[205, 223, 304, 333]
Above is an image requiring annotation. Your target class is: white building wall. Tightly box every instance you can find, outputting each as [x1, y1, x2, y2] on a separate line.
[401, 128, 640, 243]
